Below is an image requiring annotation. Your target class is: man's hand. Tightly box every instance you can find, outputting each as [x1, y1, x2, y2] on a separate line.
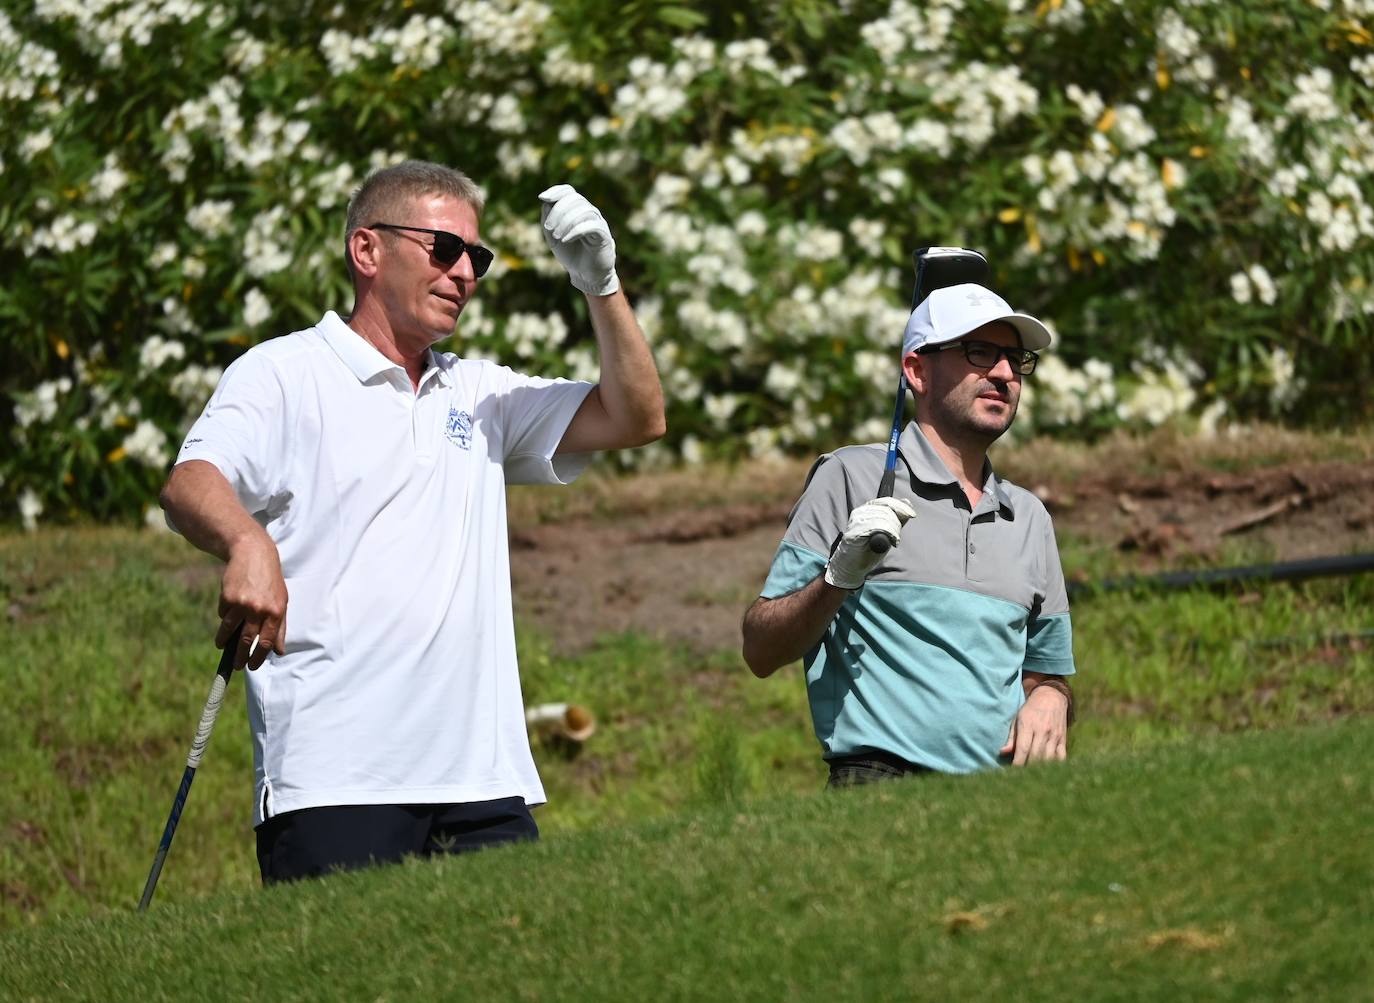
[216, 534, 288, 671]
[824, 497, 916, 590]
[1001, 683, 1069, 765]
[539, 184, 619, 297]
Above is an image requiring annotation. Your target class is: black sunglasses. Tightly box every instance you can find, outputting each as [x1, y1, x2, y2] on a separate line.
[918, 339, 1039, 375]
[369, 223, 494, 277]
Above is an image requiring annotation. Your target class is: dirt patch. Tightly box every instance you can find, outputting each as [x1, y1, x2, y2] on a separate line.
[510, 455, 1374, 656]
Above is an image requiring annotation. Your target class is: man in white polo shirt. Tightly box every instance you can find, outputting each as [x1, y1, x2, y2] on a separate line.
[742, 283, 1075, 785]
[160, 160, 664, 882]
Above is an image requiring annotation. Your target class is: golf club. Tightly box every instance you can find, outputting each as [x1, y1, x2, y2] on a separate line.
[137, 627, 241, 911]
[869, 246, 990, 553]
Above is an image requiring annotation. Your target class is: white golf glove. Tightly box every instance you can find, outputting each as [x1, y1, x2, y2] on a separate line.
[539, 184, 620, 297]
[824, 497, 917, 590]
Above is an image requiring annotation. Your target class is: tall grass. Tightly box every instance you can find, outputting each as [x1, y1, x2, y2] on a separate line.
[2, 720, 1371, 1001]
[3, 521, 1371, 930]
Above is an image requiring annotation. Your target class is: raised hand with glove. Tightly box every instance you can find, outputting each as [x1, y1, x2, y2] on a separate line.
[539, 184, 620, 297]
[824, 497, 917, 590]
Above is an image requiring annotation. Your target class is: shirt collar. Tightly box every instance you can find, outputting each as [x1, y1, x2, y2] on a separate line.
[317, 311, 452, 388]
[897, 422, 1016, 514]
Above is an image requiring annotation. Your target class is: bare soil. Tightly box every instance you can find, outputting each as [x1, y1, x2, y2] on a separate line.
[509, 437, 1374, 655]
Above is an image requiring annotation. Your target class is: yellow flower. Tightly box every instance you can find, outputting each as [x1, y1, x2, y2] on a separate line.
[106, 447, 127, 463]
[1189, 145, 1208, 159]
[51, 336, 70, 360]
[998, 207, 1022, 223]
[500, 253, 525, 271]
[1067, 247, 1082, 271]
[1341, 20, 1372, 45]
[1096, 107, 1117, 132]
[565, 155, 583, 170]
[1091, 249, 1106, 266]
[1161, 158, 1182, 189]
[1156, 60, 1170, 90]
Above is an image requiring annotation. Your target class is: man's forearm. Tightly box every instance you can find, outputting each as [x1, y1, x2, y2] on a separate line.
[160, 460, 270, 561]
[741, 574, 850, 678]
[584, 289, 666, 446]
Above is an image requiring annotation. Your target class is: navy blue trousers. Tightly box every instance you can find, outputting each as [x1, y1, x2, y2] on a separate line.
[255, 797, 538, 885]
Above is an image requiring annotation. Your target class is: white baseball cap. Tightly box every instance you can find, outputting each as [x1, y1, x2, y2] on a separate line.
[902, 283, 1053, 357]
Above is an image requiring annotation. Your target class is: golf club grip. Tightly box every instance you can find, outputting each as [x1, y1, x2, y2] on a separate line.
[868, 467, 896, 553]
[188, 637, 238, 768]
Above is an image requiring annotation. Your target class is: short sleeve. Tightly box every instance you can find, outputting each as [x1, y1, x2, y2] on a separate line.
[781, 454, 858, 556]
[174, 349, 289, 516]
[1025, 513, 1076, 676]
[493, 368, 596, 485]
[758, 454, 857, 599]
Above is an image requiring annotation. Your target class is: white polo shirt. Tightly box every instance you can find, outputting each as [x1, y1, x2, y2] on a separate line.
[174, 311, 594, 826]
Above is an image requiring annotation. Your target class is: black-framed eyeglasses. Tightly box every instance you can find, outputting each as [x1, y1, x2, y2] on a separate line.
[918, 339, 1039, 376]
[369, 223, 494, 277]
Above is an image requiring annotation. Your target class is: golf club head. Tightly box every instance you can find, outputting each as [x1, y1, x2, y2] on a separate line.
[911, 247, 990, 307]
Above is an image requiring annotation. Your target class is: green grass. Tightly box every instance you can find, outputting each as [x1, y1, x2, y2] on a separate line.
[3, 524, 1372, 935]
[2, 719, 1371, 1001]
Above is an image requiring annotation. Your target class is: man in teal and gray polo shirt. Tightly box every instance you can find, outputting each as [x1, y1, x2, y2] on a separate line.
[742, 283, 1075, 786]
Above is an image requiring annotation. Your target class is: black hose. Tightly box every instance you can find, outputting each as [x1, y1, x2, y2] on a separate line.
[1067, 552, 1374, 599]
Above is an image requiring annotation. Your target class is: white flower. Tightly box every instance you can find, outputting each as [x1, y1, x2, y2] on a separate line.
[243, 207, 293, 277]
[149, 242, 179, 268]
[139, 335, 187, 371]
[122, 420, 170, 467]
[1230, 272, 1253, 305]
[1197, 399, 1228, 438]
[848, 218, 886, 258]
[170, 364, 224, 407]
[764, 362, 803, 397]
[19, 488, 43, 531]
[1266, 346, 1304, 411]
[680, 435, 704, 465]
[89, 154, 129, 201]
[187, 199, 235, 237]
[20, 129, 53, 160]
[1287, 68, 1340, 122]
[1247, 265, 1277, 306]
[243, 288, 272, 327]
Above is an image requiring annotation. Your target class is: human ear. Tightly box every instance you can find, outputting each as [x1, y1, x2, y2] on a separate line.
[348, 228, 383, 278]
[902, 352, 927, 396]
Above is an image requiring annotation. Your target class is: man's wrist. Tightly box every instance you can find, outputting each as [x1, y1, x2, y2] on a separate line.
[822, 563, 862, 593]
[1029, 677, 1075, 725]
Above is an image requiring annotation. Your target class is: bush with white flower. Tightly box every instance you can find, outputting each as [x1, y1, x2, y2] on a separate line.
[2, 0, 1372, 525]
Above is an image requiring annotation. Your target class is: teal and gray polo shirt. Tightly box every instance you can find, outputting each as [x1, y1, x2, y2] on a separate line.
[760, 423, 1076, 774]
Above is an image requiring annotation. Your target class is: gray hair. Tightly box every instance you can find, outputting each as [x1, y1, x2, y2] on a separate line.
[343, 160, 486, 280]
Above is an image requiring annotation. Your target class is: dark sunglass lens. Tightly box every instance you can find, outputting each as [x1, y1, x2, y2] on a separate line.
[431, 233, 464, 265]
[468, 244, 494, 278]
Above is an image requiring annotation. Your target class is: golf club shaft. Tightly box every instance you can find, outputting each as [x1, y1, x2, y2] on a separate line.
[868, 247, 990, 553]
[868, 253, 931, 553]
[137, 630, 239, 911]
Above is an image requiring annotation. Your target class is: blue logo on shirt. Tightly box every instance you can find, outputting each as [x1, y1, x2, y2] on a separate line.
[444, 408, 473, 449]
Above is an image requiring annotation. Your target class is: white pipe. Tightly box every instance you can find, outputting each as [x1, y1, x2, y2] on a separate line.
[525, 702, 596, 742]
